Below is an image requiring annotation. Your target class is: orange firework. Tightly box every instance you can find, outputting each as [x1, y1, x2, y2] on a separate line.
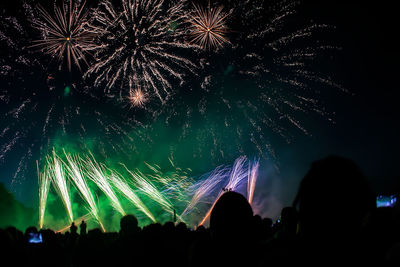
[128, 88, 147, 108]
[31, 0, 95, 71]
[189, 3, 230, 50]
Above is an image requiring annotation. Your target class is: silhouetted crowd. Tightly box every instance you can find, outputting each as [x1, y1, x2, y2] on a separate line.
[1, 156, 399, 266]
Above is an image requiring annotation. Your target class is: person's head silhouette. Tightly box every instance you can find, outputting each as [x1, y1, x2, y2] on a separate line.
[293, 155, 374, 238]
[210, 191, 253, 241]
[120, 214, 139, 235]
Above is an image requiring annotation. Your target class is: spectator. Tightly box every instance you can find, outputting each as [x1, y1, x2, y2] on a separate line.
[292, 155, 375, 263]
[79, 220, 87, 236]
[70, 222, 77, 235]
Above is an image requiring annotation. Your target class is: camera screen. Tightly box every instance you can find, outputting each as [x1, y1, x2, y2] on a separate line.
[28, 232, 43, 244]
[376, 195, 397, 208]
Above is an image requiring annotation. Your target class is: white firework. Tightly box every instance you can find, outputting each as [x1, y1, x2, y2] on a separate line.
[30, 0, 96, 71]
[84, 0, 199, 104]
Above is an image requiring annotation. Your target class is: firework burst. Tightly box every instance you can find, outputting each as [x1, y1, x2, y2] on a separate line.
[154, 0, 343, 164]
[128, 88, 147, 108]
[84, 0, 199, 103]
[30, 0, 95, 71]
[188, 3, 230, 50]
[0, 2, 150, 197]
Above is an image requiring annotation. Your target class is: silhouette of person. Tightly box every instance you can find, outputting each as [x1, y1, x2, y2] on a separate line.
[292, 155, 375, 263]
[116, 215, 142, 266]
[120, 214, 139, 236]
[278, 206, 299, 238]
[80, 219, 87, 235]
[206, 191, 255, 266]
[70, 222, 77, 235]
[261, 217, 273, 240]
[210, 191, 253, 242]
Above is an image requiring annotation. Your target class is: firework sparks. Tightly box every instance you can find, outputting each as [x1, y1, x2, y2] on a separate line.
[30, 0, 95, 71]
[109, 171, 156, 223]
[85, 155, 126, 216]
[128, 88, 147, 108]
[188, 3, 230, 50]
[181, 165, 228, 218]
[38, 162, 51, 229]
[145, 159, 193, 203]
[64, 152, 105, 232]
[225, 156, 249, 191]
[247, 159, 259, 205]
[56, 213, 92, 233]
[46, 151, 74, 223]
[1, 2, 147, 194]
[122, 165, 185, 222]
[157, 0, 342, 163]
[84, 0, 198, 102]
[198, 157, 253, 226]
[38, 150, 262, 228]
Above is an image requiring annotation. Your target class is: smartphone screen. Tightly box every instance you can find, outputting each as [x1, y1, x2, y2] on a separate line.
[376, 195, 397, 208]
[28, 232, 43, 244]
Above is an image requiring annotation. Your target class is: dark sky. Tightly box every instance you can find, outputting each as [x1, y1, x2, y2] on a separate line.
[277, 0, 400, 197]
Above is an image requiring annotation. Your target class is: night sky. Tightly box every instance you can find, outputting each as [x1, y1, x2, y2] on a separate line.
[282, 1, 399, 196]
[0, 0, 399, 227]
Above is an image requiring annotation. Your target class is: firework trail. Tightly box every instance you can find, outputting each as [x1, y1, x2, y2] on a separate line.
[46, 151, 74, 223]
[247, 159, 259, 205]
[38, 163, 51, 229]
[122, 164, 185, 222]
[30, 0, 95, 71]
[56, 213, 91, 233]
[64, 152, 105, 232]
[198, 156, 254, 226]
[0, 3, 46, 190]
[85, 155, 126, 216]
[224, 156, 249, 191]
[144, 159, 193, 203]
[181, 165, 228, 218]
[188, 2, 230, 50]
[109, 170, 156, 223]
[84, 0, 199, 103]
[38, 149, 263, 228]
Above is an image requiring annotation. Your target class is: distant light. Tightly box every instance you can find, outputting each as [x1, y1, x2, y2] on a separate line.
[64, 86, 71, 96]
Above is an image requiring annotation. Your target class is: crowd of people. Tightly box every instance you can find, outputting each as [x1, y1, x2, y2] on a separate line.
[1, 156, 399, 266]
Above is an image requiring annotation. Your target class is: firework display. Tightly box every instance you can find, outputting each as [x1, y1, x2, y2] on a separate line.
[85, 153, 126, 216]
[37, 162, 51, 229]
[30, 0, 95, 71]
[151, 0, 343, 164]
[84, 0, 199, 103]
[0, 1, 150, 194]
[0, 0, 342, 230]
[109, 169, 156, 223]
[46, 151, 74, 223]
[188, 3, 230, 50]
[64, 152, 105, 231]
[38, 150, 260, 229]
